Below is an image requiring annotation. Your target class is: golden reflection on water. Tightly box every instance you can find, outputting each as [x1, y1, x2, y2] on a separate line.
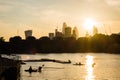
[85, 55, 95, 80]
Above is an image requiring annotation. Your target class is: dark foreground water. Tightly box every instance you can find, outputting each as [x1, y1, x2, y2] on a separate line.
[19, 53, 120, 80]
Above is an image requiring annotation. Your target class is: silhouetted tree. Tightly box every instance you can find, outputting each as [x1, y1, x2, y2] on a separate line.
[1, 33, 120, 54]
[91, 34, 109, 52]
[110, 34, 120, 44]
[77, 37, 90, 52]
[39, 36, 50, 41]
[0, 37, 5, 42]
[26, 36, 36, 41]
[64, 37, 76, 52]
[24, 36, 37, 54]
[9, 36, 22, 43]
[8, 36, 24, 53]
[37, 36, 51, 53]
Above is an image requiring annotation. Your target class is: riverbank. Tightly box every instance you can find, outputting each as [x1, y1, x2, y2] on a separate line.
[0, 55, 21, 80]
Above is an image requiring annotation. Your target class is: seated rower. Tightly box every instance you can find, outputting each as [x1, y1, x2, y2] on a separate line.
[38, 64, 44, 72]
[28, 66, 33, 73]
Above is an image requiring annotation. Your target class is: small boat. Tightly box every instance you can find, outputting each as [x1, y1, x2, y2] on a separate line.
[25, 65, 44, 73]
[73, 62, 84, 66]
[24, 69, 37, 72]
[25, 66, 37, 73]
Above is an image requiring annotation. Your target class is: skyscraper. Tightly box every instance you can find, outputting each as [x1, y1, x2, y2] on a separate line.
[73, 27, 79, 39]
[93, 26, 98, 35]
[62, 22, 67, 35]
[65, 27, 72, 37]
[24, 30, 32, 39]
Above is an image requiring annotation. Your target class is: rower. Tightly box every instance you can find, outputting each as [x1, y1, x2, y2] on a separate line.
[38, 64, 44, 72]
[29, 66, 32, 73]
[38, 66, 42, 72]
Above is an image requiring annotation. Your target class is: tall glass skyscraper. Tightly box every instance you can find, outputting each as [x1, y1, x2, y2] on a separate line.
[62, 22, 67, 35]
[24, 30, 32, 39]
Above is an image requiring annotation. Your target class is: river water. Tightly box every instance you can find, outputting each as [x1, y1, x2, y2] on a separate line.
[19, 53, 120, 80]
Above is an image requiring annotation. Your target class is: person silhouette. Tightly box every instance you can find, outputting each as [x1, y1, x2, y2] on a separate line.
[38, 64, 44, 72]
[29, 66, 32, 74]
[38, 66, 42, 72]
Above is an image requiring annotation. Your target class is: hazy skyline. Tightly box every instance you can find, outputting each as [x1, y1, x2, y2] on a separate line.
[0, 0, 120, 41]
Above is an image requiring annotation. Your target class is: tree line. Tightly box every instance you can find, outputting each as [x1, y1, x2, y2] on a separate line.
[0, 33, 120, 54]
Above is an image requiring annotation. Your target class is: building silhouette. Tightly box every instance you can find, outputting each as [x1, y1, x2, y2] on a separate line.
[55, 29, 63, 37]
[65, 27, 72, 37]
[24, 30, 32, 39]
[50, 22, 79, 38]
[49, 33, 54, 40]
[62, 22, 67, 35]
[72, 26, 79, 39]
[93, 25, 98, 35]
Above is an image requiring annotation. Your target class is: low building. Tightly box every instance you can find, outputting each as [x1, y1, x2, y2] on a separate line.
[55, 29, 63, 37]
[49, 33, 54, 40]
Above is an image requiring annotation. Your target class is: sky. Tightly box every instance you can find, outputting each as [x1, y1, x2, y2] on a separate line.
[0, 0, 120, 41]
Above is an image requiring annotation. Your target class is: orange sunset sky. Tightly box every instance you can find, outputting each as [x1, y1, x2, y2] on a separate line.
[0, 0, 120, 41]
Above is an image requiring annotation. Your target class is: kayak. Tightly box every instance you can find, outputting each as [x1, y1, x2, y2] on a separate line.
[24, 69, 37, 72]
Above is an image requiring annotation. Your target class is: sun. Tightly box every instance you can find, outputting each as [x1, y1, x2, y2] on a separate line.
[83, 18, 96, 31]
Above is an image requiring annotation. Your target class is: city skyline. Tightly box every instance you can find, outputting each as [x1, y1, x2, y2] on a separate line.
[0, 0, 120, 41]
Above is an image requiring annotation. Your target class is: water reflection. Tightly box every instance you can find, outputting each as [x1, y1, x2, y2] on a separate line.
[85, 55, 95, 80]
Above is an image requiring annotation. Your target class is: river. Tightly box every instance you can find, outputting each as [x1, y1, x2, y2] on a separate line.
[19, 53, 120, 80]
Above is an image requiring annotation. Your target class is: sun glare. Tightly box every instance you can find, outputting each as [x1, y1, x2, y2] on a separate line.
[83, 18, 96, 31]
[85, 55, 95, 80]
